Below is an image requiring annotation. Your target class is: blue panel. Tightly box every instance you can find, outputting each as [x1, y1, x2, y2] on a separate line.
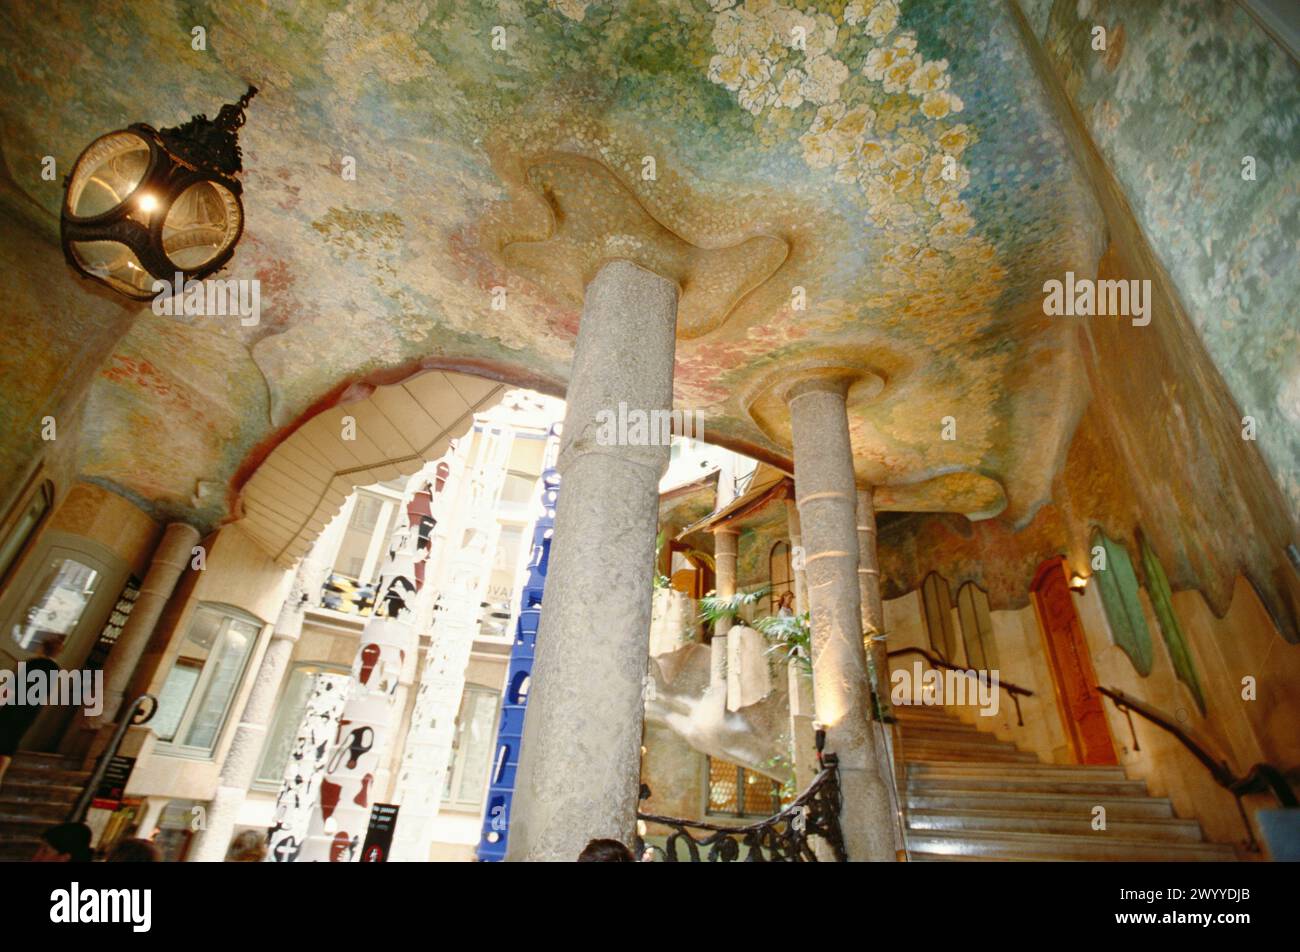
[476, 465, 558, 861]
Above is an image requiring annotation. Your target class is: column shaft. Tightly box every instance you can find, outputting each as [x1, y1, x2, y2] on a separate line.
[507, 260, 678, 861]
[787, 379, 894, 861]
[857, 488, 891, 720]
[92, 522, 200, 728]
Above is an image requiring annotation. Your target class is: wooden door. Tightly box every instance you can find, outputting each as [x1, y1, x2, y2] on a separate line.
[1031, 557, 1116, 765]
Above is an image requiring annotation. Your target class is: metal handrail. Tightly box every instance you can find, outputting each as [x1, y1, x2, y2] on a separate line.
[1098, 686, 1296, 807]
[67, 693, 157, 823]
[887, 645, 1034, 725]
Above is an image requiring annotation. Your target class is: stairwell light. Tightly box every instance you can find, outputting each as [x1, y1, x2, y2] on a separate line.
[1069, 573, 1089, 593]
[60, 86, 258, 300]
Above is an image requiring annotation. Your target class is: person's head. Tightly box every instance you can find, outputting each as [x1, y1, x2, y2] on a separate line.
[577, 838, 634, 862]
[106, 838, 161, 862]
[777, 591, 795, 611]
[225, 829, 268, 862]
[37, 634, 66, 659]
[34, 822, 93, 862]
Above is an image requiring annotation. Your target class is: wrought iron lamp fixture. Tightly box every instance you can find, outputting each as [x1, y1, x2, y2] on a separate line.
[60, 85, 258, 300]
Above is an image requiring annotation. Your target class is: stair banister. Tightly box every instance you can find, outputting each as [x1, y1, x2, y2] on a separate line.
[67, 693, 157, 823]
[886, 645, 1035, 726]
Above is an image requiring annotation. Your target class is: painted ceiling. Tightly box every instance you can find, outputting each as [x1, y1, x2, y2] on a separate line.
[3, 0, 1118, 530]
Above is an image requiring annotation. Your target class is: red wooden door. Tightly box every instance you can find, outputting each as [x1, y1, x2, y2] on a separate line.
[1032, 558, 1117, 765]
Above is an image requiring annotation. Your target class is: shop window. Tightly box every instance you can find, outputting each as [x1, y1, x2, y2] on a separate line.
[1137, 532, 1206, 714]
[1090, 529, 1154, 676]
[769, 540, 793, 613]
[153, 603, 263, 756]
[0, 531, 128, 670]
[255, 662, 349, 787]
[956, 582, 998, 670]
[441, 685, 500, 810]
[0, 478, 53, 588]
[706, 756, 788, 818]
[154, 800, 198, 862]
[920, 572, 957, 661]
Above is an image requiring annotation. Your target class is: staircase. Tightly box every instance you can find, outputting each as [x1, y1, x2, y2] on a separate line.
[895, 705, 1237, 861]
[0, 751, 90, 861]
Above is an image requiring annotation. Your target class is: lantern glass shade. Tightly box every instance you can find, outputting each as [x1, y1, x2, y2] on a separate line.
[162, 179, 242, 270]
[65, 131, 153, 220]
[66, 240, 155, 297]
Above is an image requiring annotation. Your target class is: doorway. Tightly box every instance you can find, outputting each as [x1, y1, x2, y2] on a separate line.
[1031, 556, 1117, 765]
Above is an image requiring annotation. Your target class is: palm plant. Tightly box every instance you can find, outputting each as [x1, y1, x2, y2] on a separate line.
[753, 611, 812, 674]
[697, 584, 771, 630]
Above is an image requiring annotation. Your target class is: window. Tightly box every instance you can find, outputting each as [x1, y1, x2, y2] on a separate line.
[920, 573, 957, 661]
[255, 662, 349, 786]
[153, 604, 262, 755]
[956, 582, 998, 670]
[498, 473, 537, 511]
[706, 756, 788, 818]
[479, 525, 525, 641]
[441, 685, 500, 810]
[0, 479, 53, 588]
[769, 540, 793, 613]
[10, 556, 100, 654]
[349, 494, 384, 531]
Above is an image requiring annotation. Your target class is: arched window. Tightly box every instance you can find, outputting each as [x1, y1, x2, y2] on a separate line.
[769, 540, 793, 613]
[1090, 529, 1154, 676]
[956, 582, 997, 670]
[920, 573, 956, 661]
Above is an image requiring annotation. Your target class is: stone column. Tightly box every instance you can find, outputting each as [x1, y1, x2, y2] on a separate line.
[783, 494, 818, 787]
[507, 260, 678, 861]
[712, 525, 738, 643]
[187, 551, 325, 861]
[89, 522, 200, 733]
[786, 376, 894, 861]
[857, 488, 891, 721]
[784, 497, 810, 615]
[299, 478, 436, 862]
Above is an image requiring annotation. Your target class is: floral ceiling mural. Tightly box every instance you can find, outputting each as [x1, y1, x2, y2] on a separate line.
[0, 0, 1112, 533]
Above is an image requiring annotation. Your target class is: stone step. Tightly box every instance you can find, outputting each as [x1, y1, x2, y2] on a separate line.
[0, 837, 43, 862]
[9, 752, 83, 770]
[902, 746, 1040, 763]
[899, 733, 1008, 749]
[906, 808, 1206, 842]
[3, 765, 91, 786]
[0, 797, 72, 820]
[907, 761, 1130, 782]
[908, 775, 1149, 797]
[905, 828, 1237, 861]
[907, 789, 1176, 819]
[0, 815, 59, 838]
[892, 706, 965, 722]
[0, 780, 82, 804]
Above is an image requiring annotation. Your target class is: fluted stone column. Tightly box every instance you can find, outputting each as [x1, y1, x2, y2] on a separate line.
[89, 522, 200, 734]
[857, 488, 891, 721]
[187, 551, 325, 861]
[786, 376, 894, 861]
[507, 260, 678, 861]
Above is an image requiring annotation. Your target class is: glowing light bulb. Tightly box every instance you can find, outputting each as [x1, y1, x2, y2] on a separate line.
[137, 193, 158, 213]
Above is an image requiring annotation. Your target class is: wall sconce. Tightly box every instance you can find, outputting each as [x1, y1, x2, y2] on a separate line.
[1069, 573, 1089, 593]
[60, 86, 258, 299]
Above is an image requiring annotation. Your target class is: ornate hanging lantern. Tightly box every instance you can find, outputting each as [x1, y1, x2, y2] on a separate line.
[60, 85, 258, 299]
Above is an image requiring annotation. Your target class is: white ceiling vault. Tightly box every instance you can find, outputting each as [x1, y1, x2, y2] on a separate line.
[236, 370, 505, 567]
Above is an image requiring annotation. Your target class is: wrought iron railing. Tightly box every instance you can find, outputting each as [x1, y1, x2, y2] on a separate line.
[636, 740, 847, 862]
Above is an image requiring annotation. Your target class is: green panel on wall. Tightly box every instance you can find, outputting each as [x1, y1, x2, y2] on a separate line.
[1139, 535, 1207, 714]
[1092, 530, 1154, 676]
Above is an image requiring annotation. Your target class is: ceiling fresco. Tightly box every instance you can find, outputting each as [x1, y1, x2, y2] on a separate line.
[0, 0, 1107, 530]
